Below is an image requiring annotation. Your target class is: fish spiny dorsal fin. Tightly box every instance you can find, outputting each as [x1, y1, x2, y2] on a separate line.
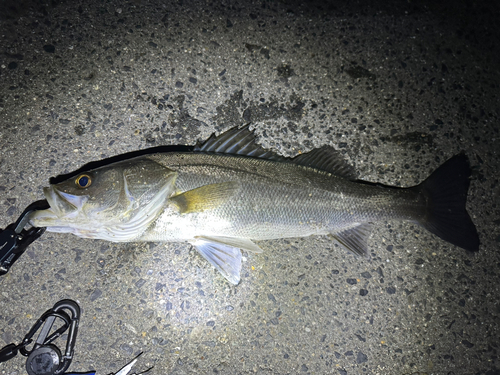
[292, 146, 357, 179]
[195, 125, 356, 178]
[194, 125, 286, 161]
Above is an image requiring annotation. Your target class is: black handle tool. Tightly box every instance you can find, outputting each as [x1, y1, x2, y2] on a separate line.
[0, 199, 49, 275]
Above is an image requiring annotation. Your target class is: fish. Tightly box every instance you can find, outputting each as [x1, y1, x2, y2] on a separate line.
[29, 126, 480, 284]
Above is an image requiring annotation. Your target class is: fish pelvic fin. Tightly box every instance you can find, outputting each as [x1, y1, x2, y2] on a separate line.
[170, 181, 239, 214]
[331, 223, 372, 258]
[191, 238, 241, 284]
[417, 153, 479, 252]
[198, 235, 264, 253]
[190, 236, 263, 285]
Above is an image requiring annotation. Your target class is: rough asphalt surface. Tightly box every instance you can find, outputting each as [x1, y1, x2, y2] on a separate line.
[0, 0, 499, 374]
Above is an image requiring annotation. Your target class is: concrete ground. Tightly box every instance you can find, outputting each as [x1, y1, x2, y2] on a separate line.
[1, 0, 499, 374]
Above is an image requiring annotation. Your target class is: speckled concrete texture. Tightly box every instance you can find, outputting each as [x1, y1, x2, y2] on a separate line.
[1, 0, 499, 374]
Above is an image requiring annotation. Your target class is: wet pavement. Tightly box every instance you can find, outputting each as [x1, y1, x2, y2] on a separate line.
[0, 0, 499, 374]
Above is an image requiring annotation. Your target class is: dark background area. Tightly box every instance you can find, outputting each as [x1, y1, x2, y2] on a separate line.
[1, 0, 499, 374]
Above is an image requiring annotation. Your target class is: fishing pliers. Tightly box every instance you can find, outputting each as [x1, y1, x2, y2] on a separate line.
[63, 352, 153, 375]
[110, 352, 153, 375]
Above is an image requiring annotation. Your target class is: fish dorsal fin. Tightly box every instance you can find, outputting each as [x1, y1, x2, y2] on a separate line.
[331, 223, 372, 258]
[194, 125, 286, 161]
[196, 125, 356, 178]
[170, 182, 239, 214]
[292, 146, 357, 179]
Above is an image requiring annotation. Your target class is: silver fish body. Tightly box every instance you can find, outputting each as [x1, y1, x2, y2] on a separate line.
[141, 152, 425, 242]
[30, 126, 479, 284]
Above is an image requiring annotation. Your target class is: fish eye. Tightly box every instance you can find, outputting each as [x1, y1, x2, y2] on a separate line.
[75, 174, 92, 188]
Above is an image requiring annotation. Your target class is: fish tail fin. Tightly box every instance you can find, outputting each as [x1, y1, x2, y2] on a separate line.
[417, 153, 479, 252]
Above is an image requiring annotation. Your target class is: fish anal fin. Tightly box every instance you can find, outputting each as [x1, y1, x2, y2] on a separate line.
[190, 237, 243, 285]
[331, 223, 372, 258]
[170, 181, 239, 214]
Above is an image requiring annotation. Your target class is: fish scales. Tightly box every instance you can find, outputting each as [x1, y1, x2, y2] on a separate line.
[144, 152, 426, 242]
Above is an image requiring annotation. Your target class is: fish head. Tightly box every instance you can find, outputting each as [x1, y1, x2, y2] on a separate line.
[29, 156, 176, 240]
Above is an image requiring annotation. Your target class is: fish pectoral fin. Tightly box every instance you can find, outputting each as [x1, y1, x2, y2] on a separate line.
[331, 223, 373, 258]
[170, 181, 239, 214]
[190, 237, 243, 285]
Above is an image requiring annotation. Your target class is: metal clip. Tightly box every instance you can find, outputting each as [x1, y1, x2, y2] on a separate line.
[20, 299, 81, 375]
[0, 299, 80, 375]
[0, 200, 49, 275]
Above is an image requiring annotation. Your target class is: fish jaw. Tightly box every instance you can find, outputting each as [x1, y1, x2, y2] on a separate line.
[29, 188, 125, 238]
[29, 206, 59, 228]
[29, 206, 94, 236]
[29, 186, 89, 230]
[44, 186, 88, 216]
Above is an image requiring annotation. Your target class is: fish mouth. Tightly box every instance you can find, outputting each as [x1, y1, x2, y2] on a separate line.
[29, 186, 88, 229]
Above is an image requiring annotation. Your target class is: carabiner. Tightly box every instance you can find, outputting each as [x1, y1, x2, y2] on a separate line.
[52, 299, 80, 368]
[19, 310, 71, 356]
[19, 299, 80, 375]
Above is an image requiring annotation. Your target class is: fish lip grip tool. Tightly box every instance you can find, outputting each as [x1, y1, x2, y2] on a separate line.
[0, 199, 49, 275]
